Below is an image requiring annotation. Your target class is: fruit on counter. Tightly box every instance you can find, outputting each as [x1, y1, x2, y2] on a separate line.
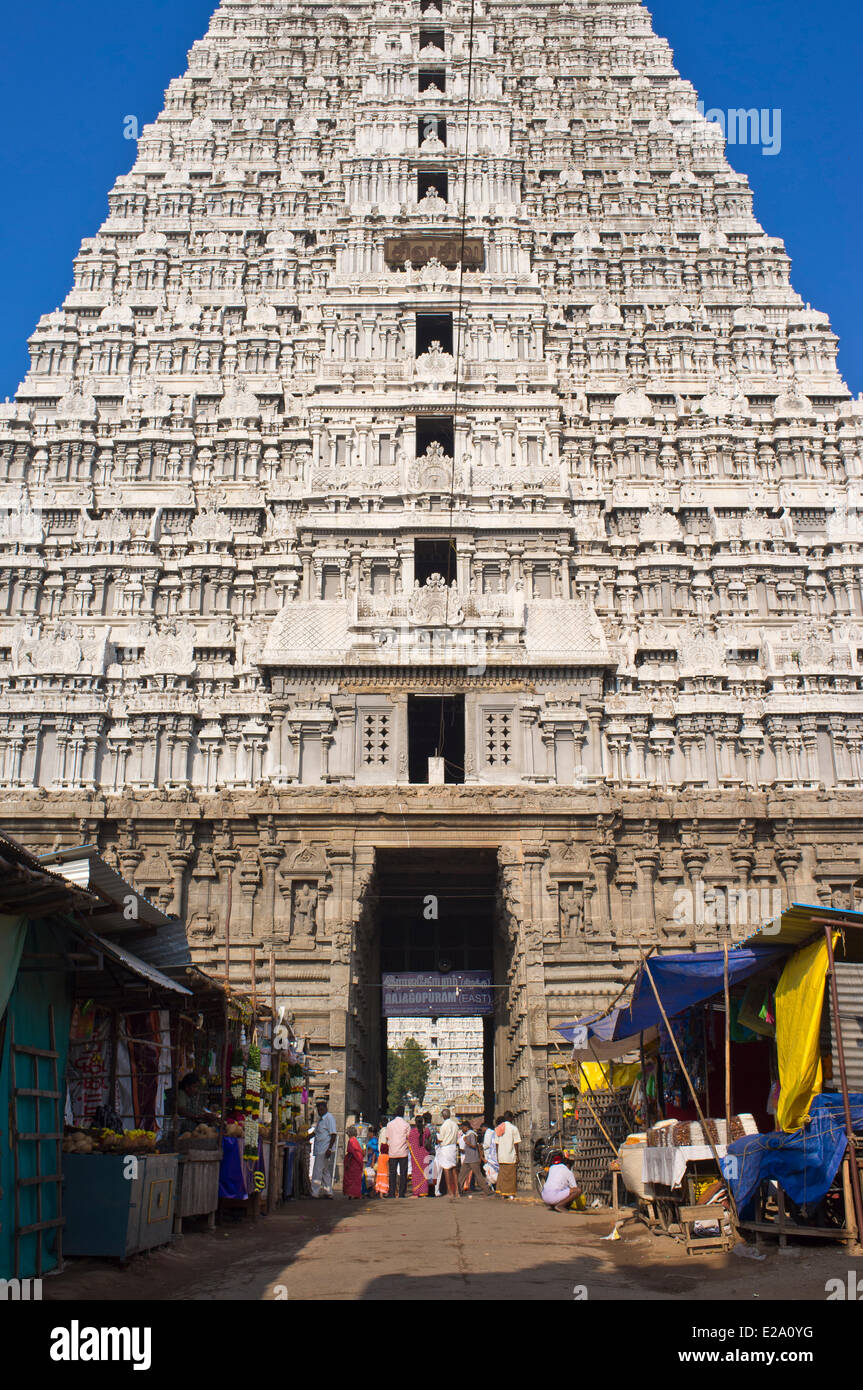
[63, 1132, 95, 1153]
[97, 1127, 157, 1152]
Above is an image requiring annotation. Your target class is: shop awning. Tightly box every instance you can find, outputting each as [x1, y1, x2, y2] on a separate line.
[738, 900, 863, 951]
[76, 930, 192, 996]
[557, 946, 787, 1045]
[37, 844, 174, 931]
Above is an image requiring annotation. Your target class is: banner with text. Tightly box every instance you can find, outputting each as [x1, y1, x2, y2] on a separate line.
[382, 971, 494, 1018]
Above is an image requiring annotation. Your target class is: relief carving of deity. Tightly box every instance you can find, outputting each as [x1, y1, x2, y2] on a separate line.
[291, 880, 319, 939]
[559, 883, 585, 937]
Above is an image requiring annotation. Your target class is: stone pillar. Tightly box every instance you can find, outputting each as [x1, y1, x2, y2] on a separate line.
[589, 849, 614, 933]
[259, 842, 283, 940]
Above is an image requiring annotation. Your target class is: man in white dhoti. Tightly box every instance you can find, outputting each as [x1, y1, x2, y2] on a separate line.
[310, 1097, 337, 1197]
[436, 1108, 460, 1200]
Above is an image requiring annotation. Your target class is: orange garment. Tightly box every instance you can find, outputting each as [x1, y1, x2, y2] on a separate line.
[375, 1147, 390, 1195]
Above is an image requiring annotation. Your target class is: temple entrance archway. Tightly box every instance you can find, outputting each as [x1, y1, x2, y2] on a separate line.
[348, 847, 504, 1124]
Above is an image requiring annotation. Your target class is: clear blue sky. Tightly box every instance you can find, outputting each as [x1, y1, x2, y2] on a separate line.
[0, 0, 860, 396]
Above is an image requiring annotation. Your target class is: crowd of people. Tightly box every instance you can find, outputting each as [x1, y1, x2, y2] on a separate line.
[308, 1097, 526, 1200]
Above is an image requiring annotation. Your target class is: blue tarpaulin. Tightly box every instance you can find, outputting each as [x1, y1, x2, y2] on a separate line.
[727, 1092, 863, 1212]
[557, 947, 788, 1044]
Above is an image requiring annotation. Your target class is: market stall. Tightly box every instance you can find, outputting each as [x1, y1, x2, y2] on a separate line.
[557, 902, 863, 1254]
[61, 935, 193, 1258]
[62, 915, 233, 1242]
[215, 994, 312, 1215]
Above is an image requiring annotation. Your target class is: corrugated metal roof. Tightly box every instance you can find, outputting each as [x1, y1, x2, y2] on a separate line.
[37, 845, 173, 929]
[122, 919, 193, 971]
[739, 901, 863, 952]
[0, 830, 98, 919]
[81, 930, 191, 996]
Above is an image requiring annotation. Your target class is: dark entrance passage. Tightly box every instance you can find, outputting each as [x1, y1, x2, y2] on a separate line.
[407, 694, 464, 783]
[376, 848, 497, 1121]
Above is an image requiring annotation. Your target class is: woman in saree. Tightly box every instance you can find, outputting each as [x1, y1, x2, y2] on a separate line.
[375, 1139, 390, 1196]
[408, 1116, 429, 1197]
[343, 1124, 364, 1198]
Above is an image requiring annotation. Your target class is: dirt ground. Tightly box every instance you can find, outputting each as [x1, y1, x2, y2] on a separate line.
[42, 1194, 863, 1301]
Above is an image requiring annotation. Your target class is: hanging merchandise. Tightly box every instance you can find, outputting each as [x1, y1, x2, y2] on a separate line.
[738, 977, 776, 1037]
[244, 1060, 261, 1162]
[728, 998, 759, 1043]
[629, 1076, 647, 1130]
[289, 1062, 305, 1121]
[658, 1009, 705, 1110]
[562, 1083, 577, 1120]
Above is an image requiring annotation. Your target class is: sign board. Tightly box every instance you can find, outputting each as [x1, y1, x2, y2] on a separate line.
[383, 235, 485, 269]
[382, 970, 494, 1017]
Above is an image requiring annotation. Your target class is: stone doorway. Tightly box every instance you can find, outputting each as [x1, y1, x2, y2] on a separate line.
[350, 848, 501, 1124]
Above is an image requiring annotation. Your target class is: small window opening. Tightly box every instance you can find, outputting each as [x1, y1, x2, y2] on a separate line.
[420, 0, 443, 12]
[408, 694, 465, 784]
[415, 415, 454, 458]
[419, 69, 447, 93]
[417, 116, 447, 146]
[417, 170, 448, 202]
[414, 538, 457, 586]
[419, 29, 445, 50]
[416, 312, 453, 356]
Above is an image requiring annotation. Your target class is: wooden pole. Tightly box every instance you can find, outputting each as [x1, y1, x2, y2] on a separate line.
[268, 946, 281, 1213]
[702, 1002, 711, 1119]
[823, 925, 863, 1252]
[640, 953, 738, 1227]
[220, 992, 228, 1140]
[223, 870, 232, 989]
[723, 940, 732, 1131]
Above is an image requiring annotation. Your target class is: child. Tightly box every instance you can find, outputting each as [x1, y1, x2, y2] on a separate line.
[375, 1140, 390, 1196]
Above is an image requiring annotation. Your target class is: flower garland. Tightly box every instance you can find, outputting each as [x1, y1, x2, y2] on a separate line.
[244, 1066, 261, 1161]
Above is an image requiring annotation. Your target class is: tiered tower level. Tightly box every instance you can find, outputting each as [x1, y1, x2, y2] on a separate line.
[3, 0, 863, 1125]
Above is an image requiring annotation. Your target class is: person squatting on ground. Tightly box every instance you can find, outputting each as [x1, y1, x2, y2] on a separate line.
[540, 1153, 582, 1211]
[311, 1097, 337, 1198]
[385, 1104, 411, 1198]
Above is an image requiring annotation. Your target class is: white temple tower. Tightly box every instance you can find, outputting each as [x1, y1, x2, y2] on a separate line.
[2, 0, 862, 1128]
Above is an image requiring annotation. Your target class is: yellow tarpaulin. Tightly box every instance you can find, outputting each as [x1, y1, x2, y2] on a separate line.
[578, 1060, 641, 1093]
[775, 934, 835, 1133]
